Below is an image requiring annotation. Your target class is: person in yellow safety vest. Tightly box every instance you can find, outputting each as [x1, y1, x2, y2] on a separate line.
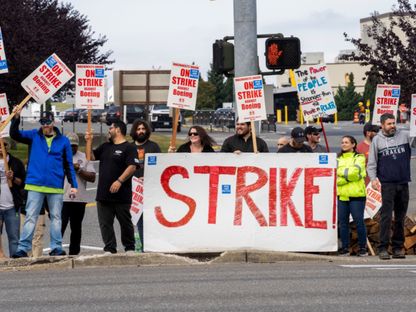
[336, 135, 367, 257]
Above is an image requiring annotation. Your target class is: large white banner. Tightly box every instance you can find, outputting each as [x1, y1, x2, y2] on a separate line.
[0, 93, 10, 138]
[372, 84, 400, 125]
[410, 94, 416, 137]
[143, 153, 337, 252]
[294, 64, 337, 120]
[167, 62, 199, 111]
[75, 64, 105, 109]
[0, 27, 8, 74]
[21, 53, 74, 104]
[234, 75, 267, 122]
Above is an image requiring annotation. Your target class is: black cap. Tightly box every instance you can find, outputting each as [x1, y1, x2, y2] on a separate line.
[39, 111, 54, 122]
[291, 127, 306, 143]
[304, 126, 323, 136]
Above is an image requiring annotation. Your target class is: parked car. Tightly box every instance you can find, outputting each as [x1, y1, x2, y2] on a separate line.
[313, 113, 335, 123]
[213, 108, 235, 127]
[78, 108, 105, 123]
[106, 105, 122, 125]
[150, 103, 182, 132]
[126, 105, 146, 124]
[62, 108, 83, 122]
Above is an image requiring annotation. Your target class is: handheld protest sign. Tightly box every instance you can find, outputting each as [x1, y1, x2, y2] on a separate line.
[0, 94, 12, 187]
[130, 176, 144, 225]
[234, 75, 267, 123]
[372, 84, 400, 125]
[250, 120, 258, 153]
[410, 94, 416, 137]
[167, 62, 199, 111]
[0, 27, 9, 74]
[0, 94, 31, 133]
[0, 138, 11, 187]
[21, 53, 74, 104]
[293, 64, 337, 121]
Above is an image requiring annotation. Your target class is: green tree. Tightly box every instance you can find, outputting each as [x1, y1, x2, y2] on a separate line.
[207, 64, 233, 109]
[0, 0, 113, 105]
[196, 78, 216, 110]
[342, 0, 416, 105]
[334, 73, 362, 120]
[362, 66, 383, 111]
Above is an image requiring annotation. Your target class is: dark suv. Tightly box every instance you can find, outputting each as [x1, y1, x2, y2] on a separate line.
[106, 105, 146, 125]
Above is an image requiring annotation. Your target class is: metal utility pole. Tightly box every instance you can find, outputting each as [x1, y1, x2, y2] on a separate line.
[233, 0, 260, 131]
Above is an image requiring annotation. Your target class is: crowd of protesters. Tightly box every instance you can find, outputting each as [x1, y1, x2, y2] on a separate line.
[0, 111, 413, 261]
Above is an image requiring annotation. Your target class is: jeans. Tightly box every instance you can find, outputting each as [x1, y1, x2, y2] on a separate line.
[379, 183, 409, 252]
[62, 202, 86, 255]
[338, 199, 367, 250]
[0, 208, 20, 256]
[17, 191, 64, 254]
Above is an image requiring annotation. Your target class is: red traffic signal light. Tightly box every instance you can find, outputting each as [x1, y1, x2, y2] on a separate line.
[265, 37, 301, 70]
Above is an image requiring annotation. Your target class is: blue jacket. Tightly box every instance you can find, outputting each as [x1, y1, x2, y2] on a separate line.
[10, 117, 78, 189]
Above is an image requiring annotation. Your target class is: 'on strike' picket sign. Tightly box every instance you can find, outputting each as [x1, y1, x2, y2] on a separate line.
[0, 27, 8, 74]
[294, 64, 337, 120]
[75, 64, 105, 109]
[21, 54, 74, 104]
[0, 93, 10, 138]
[167, 62, 199, 111]
[372, 84, 401, 125]
[143, 153, 337, 252]
[234, 75, 267, 122]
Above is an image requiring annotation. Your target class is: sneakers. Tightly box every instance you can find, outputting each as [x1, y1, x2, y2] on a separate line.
[125, 250, 136, 256]
[392, 249, 406, 259]
[357, 248, 368, 257]
[12, 250, 28, 258]
[378, 250, 391, 260]
[338, 248, 349, 256]
[49, 249, 67, 256]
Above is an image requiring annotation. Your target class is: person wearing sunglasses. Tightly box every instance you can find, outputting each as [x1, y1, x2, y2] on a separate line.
[173, 125, 216, 153]
[304, 126, 326, 153]
[9, 109, 78, 258]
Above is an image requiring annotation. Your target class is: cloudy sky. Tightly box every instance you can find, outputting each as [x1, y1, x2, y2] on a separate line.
[66, 0, 398, 81]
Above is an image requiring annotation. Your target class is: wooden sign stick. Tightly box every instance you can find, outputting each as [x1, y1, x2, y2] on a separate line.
[250, 120, 258, 153]
[0, 94, 31, 133]
[86, 108, 92, 161]
[170, 108, 180, 149]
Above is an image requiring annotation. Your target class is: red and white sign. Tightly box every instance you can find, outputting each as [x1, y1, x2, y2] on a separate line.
[410, 94, 416, 137]
[21, 53, 74, 104]
[0, 27, 8, 74]
[372, 84, 401, 125]
[365, 185, 382, 218]
[131, 176, 144, 226]
[75, 64, 105, 109]
[234, 75, 267, 122]
[167, 62, 199, 111]
[143, 153, 337, 252]
[0, 93, 10, 138]
[294, 64, 337, 120]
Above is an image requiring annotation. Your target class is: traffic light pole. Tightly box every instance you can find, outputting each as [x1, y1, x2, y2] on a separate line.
[233, 0, 260, 132]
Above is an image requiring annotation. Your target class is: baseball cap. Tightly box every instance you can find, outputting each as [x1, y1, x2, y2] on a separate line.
[304, 126, 323, 136]
[291, 127, 306, 143]
[39, 111, 54, 124]
[66, 132, 79, 146]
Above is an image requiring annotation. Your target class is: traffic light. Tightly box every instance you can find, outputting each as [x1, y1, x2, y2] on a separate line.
[265, 37, 301, 70]
[213, 40, 234, 74]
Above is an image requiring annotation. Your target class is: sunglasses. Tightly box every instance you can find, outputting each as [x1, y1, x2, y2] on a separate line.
[40, 119, 53, 126]
[189, 132, 199, 136]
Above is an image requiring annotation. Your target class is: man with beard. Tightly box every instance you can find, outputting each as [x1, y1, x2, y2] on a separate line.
[86, 120, 137, 254]
[368, 113, 416, 260]
[130, 119, 161, 250]
[278, 127, 312, 153]
[220, 121, 269, 153]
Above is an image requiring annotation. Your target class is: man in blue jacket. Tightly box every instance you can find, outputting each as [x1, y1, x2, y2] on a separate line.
[10, 110, 78, 258]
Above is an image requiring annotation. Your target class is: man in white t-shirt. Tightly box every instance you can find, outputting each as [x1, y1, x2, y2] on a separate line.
[61, 133, 96, 255]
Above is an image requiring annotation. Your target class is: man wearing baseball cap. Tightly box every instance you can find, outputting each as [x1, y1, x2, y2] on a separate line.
[304, 126, 326, 153]
[278, 127, 312, 153]
[62, 132, 96, 255]
[10, 109, 78, 258]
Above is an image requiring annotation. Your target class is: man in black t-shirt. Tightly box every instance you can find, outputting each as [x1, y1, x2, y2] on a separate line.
[130, 119, 161, 250]
[278, 127, 312, 153]
[220, 121, 269, 153]
[87, 120, 138, 254]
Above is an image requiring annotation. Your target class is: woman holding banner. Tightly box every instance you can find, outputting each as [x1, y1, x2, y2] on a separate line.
[170, 126, 216, 153]
[337, 135, 368, 257]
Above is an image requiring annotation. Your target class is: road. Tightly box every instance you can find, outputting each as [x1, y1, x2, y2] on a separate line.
[1, 262, 415, 312]
[3, 120, 416, 256]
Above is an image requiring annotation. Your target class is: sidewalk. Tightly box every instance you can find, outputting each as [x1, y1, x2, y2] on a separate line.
[1, 251, 416, 272]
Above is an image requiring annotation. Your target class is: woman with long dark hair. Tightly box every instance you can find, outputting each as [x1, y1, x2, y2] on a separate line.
[173, 125, 216, 153]
[337, 135, 368, 256]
